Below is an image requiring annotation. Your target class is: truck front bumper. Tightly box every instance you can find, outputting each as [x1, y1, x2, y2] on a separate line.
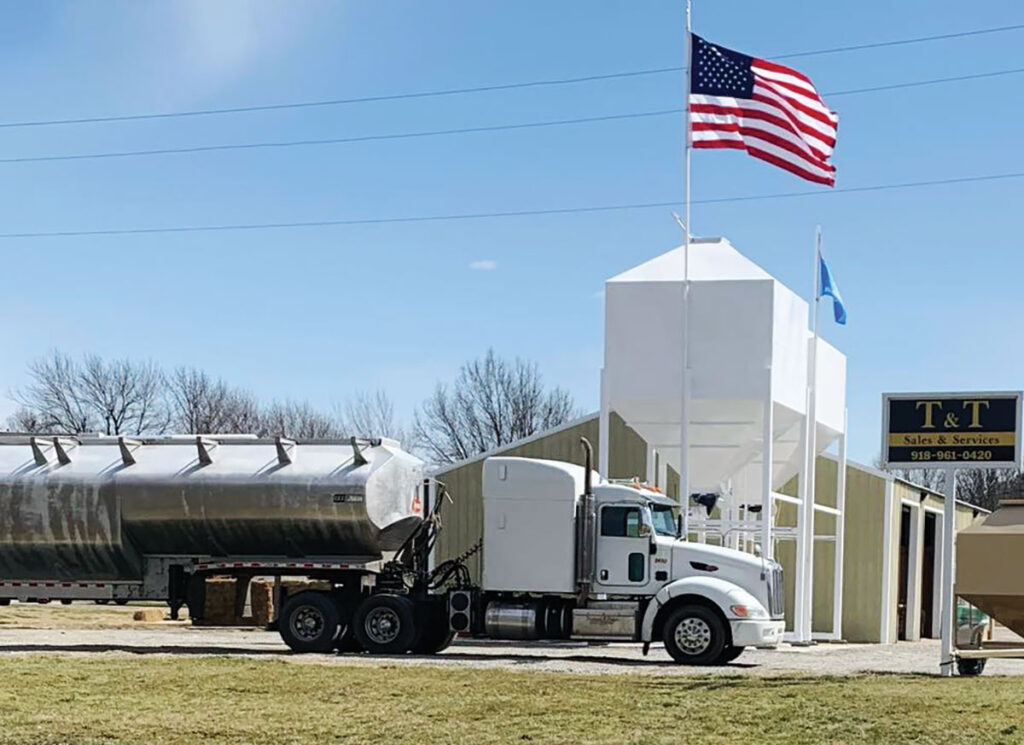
[730, 619, 785, 649]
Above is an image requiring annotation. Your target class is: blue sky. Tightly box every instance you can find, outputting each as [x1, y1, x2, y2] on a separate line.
[0, 1, 1021, 465]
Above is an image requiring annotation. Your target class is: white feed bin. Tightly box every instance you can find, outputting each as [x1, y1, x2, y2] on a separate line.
[602, 237, 845, 499]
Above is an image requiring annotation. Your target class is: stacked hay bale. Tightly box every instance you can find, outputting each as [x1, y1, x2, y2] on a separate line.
[196, 577, 335, 626]
[250, 580, 275, 628]
[197, 577, 246, 626]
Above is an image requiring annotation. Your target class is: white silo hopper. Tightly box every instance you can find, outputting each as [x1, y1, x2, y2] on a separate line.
[600, 237, 847, 641]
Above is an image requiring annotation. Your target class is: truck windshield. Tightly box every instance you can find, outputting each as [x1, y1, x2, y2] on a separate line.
[651, 505, 679, 537]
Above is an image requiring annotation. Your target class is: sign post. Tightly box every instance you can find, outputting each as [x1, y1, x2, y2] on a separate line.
[881, 392, 1022, 676]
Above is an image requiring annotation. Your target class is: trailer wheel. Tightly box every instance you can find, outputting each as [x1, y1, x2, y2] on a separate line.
[956, 657, 987, 676]
[662, 604, 727, 665]
[279, 591, 342, 653]
[353, 595, 421, 655]
[715, 645, 744, 665]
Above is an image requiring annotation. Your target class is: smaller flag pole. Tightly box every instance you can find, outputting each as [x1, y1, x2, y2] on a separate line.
[801, 226, 823, 642]
[679, 0, 693, 539]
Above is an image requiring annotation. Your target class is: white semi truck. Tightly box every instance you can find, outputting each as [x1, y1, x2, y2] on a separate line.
[0, 434, 783, 664]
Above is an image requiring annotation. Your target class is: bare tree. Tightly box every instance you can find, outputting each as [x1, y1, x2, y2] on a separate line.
[11, 351, 95, 433]
[12, 351, 168, 435]
[78, 355, 169, 435]
[262, 400, 341, 439]
[336, 390, 405, 442]
[4, 407, 47, 433]
[412, 349, 578, 464]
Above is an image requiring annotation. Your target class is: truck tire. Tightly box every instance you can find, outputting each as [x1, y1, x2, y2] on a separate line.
[335, 627, 364, 654]
[279, 591, 342, 653]
[662, 604, 727, 665]
[353, 595, 421, 655]
[715, 645, 744, 665]
[413, 624, 455, 655]
[412, 599, 454, 655]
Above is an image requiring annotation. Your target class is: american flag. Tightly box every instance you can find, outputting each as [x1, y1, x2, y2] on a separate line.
[689, 34, 838, 186]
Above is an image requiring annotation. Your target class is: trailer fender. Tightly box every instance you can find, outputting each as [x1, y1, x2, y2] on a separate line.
[640, 576, 762, 643]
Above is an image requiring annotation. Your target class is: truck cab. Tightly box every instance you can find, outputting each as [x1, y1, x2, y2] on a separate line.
[481, 455, 785, 664]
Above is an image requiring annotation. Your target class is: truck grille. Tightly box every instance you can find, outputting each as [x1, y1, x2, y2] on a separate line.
[766, 564, 785, 619]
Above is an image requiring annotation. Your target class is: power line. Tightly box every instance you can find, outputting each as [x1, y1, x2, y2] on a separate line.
[770, 23, 1024, 60]
[0, 23, 1019, 130]
[0, 170, 1018, 239]
[0, 110, 681, 165]
[2, 64, 1019, 166]
[823, 67, 1024, 97]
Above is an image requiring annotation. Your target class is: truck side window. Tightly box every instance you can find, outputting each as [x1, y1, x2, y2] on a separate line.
[600, 506, 642, 538]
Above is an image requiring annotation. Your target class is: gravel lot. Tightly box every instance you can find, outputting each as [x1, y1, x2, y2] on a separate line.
[1, 609, 1022, 677]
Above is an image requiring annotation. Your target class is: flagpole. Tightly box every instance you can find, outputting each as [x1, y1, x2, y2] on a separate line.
[679, 0, 693, 539]
[801, 226, 823, 641]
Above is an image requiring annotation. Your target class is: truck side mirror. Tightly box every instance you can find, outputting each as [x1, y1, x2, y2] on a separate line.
[638, 522, 652, 538]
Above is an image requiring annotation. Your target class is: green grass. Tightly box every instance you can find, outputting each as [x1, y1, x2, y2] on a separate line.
[0, 657, 1021, 744]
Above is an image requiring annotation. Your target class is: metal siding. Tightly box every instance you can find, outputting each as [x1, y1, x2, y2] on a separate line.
[842, 466, 888, 642]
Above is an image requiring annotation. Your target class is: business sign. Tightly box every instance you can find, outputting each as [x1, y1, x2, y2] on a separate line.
[881, 392, 1023, 469]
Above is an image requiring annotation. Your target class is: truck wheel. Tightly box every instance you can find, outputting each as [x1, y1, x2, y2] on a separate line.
[353, 595, 420, 655]
[335, 627, 364, 654]
[956, 657, 987, 676]
[279, 591, 342, 653]
[662, 604, 727, 665]
[413, 624, 455, 655]
[715, 645, 744, 665]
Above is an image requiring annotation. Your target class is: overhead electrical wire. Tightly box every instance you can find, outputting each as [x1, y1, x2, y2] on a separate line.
[0, 110, 681, 164]
[0, 23, 1018, 130]
[0, 65, 1019, 166]
[0, 171, 1019, 239]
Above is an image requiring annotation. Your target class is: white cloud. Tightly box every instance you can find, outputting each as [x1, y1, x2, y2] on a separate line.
[469, 260, 497, 271]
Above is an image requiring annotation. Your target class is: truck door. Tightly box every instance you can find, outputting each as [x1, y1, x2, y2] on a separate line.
[595, 504, 650, 589]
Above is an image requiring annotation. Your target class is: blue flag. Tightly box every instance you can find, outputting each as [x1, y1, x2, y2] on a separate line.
[818, 253, 846, 325]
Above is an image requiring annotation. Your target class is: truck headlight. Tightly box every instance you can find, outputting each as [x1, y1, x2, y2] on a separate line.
[730, 604, 767, 619]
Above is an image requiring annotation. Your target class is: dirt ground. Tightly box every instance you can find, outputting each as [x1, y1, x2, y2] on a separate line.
[1, 603, 1022, 677]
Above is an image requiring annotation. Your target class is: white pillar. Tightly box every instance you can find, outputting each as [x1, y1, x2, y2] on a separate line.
[761, 400, 774, 560]
[598, 369, 610, 477]
[646, 444, 657, 486]
[831, 408, 848, 640]
[793, 388, 811, 642]
[940, 467, 957, 676]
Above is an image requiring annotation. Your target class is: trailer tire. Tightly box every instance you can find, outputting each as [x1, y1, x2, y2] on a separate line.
[279, 591, 342, 653]
[353, 595, 421, 655]
[662, 604, 727, 665]
[0, 599, 9, 606]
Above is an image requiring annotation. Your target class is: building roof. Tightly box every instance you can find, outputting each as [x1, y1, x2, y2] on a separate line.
[606, 237, 773, 284]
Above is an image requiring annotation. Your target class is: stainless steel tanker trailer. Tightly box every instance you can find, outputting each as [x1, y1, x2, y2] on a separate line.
[0, 434, 784, 664]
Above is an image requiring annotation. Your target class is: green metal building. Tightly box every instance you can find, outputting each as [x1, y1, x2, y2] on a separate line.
[433, 412, 983, 643]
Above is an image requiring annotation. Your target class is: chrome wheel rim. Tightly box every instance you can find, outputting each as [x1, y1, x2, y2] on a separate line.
[674, 617, 712, 655]
[291, 605, 326, 642]
[365, 607, 401, 644]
